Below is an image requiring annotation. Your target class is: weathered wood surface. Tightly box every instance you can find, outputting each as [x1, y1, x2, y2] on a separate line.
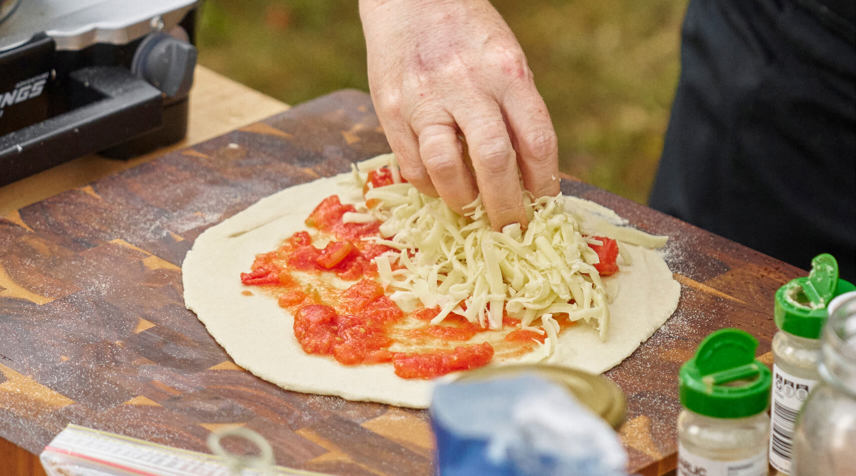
[0, 90, 802, 475]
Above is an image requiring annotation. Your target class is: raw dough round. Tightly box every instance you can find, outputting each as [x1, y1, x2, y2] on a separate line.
[182, 170, 680, 408]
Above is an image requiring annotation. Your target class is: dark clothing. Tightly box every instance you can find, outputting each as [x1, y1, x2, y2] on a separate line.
[650, 0, 856, 281]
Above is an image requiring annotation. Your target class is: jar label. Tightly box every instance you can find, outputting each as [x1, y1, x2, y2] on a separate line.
[769, 363, 818, 474]
[678, 443, 767, 476]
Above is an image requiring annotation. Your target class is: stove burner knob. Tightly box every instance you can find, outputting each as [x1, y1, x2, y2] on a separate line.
[131, 32, 197, 98]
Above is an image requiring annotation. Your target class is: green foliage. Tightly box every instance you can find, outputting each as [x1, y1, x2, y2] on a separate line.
[198, 0, 368, 101]
[197, 0, 688, 204]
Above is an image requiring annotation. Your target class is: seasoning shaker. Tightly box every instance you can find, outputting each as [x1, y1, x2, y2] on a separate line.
[769, 254, 855, 474]
[678, 329, 771, 476]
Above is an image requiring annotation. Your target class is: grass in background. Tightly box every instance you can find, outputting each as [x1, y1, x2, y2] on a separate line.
[197, 0, 687, 204]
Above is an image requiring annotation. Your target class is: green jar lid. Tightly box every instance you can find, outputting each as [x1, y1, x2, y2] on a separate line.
[774, 254, 856, 339]
[679, 329, 771, 419]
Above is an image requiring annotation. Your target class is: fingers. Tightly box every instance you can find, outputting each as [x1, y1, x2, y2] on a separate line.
[372, 90, 436, 197]
[453, 98, 527, 229]
[417, 123, 479, 213]
[388, 124, 436, 197]
[380, 86, 557, 231]
[502, 77, 560, 199]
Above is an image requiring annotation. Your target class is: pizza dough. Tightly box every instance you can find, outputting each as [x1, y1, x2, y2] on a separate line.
[182, 168, 680, 408]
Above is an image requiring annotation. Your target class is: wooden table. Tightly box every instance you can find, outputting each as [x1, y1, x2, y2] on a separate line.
[0, 65, 288, 476]
[0, 70, 802, 476]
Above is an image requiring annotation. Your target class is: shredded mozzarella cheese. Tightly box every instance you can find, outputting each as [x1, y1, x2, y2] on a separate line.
[353, 156, 611, 339]
[342, 212, 377, 224]
[349, 154, 667, 346]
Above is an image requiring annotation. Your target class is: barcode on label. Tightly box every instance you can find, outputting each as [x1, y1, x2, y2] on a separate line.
[770, 400, 799, 461]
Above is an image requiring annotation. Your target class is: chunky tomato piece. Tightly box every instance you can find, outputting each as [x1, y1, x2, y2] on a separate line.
[240, 267, 279, 285]
[305, 195, 381, 240]
[342, 279, 385, 313]
[333, 314, 392, 365]
[293, 304, 396, 366]
[317, 241, 355, 269]
[288, 245, 322, 270]
[241, 252, 283, 285]
[363, 167, 400, 194]
[287, 231, 312, 248]
[293, 305, 338, 354]
[336, 221, 382, 241]
[363, 167, 407, 207]
[361, 295, 403, 324]
[306, 195, 354, 231]
[588, 236, 620, 276]
[392, 343, 495, 379]
[335, 254, 374, 280]
[368, 167, 397, 188]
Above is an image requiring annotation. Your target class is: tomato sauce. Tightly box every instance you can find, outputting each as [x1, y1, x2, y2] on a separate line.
[504, 329, 547, 344]
[241, 179, 616, 379]
[391, 343, 494, 379]
[406, 324, 480, 342]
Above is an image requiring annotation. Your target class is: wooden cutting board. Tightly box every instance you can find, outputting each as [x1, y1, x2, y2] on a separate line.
[0, 90, 802, 475]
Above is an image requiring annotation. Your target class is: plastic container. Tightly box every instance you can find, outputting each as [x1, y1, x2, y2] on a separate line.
[790, 291, 856, 476]
[769, 254, 855, 474]
[432, 365, 628, 475]
[678, 329, 771, 476]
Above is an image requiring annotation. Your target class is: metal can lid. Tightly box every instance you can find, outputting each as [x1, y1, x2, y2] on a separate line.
[455, 364, 626, 429]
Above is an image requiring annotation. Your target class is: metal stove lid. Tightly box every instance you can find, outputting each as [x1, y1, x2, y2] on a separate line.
[0, 0, 197, 52]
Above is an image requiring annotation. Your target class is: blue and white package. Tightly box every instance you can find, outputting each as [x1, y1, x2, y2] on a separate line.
[430, 374, 628, 476]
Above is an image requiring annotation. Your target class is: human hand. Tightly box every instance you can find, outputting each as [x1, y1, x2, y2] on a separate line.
[359, 0, 560, 229]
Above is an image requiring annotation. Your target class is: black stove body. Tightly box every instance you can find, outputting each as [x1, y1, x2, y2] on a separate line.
[0, 0, 199, 186]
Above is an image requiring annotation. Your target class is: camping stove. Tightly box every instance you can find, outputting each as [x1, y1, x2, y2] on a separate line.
[0, 0, 199, 186]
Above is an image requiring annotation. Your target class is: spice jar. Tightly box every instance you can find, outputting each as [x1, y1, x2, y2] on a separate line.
[770, 254, 855, 474]
[790, 291, 856, 476]
[678, 329, 771, 476]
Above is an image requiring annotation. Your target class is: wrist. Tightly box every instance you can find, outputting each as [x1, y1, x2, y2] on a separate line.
[360, 0, 457, 21]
